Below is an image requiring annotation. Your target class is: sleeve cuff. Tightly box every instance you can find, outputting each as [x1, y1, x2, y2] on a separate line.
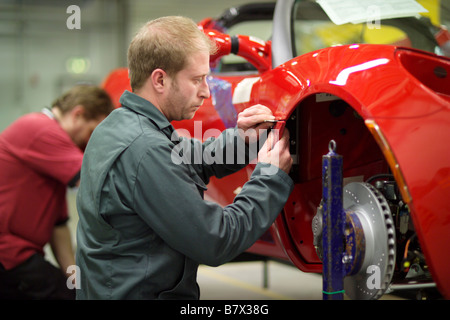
[253, 162, 294, 187]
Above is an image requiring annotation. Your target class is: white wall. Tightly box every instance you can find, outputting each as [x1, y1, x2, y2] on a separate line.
[0, 0, 126, 130]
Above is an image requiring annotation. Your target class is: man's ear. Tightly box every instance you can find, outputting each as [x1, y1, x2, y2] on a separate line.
[151, 68, 166, 93]
[70, 105, 85, 119]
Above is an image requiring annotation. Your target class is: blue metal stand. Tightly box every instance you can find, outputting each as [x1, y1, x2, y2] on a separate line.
[321, 141, 345, 300]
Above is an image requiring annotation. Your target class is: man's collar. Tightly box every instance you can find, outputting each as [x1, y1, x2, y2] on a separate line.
[119, 90, 171, 131]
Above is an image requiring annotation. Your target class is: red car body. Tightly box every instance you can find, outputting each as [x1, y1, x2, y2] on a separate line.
[102, 1, 450, 299]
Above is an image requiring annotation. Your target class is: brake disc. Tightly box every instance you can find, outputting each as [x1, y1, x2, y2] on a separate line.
[343, 182, 396, 300]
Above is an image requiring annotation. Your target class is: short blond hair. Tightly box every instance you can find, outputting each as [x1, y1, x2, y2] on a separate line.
[127, 16, 217, 91]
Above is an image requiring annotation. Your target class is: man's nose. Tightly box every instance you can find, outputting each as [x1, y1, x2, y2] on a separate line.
[199, 78, 210, 99]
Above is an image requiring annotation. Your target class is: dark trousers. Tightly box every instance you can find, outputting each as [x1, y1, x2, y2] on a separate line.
[0, 253, 75, 300]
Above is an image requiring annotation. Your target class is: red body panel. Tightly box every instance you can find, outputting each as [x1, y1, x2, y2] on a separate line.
[101, 42, 450, 298]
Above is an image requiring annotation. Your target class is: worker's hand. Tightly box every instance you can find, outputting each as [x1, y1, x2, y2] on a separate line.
[257, 129, 293, 174]
[236, 104, 275, 144]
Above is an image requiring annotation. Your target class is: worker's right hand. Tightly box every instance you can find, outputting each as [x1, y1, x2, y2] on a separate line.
[257, 129, 293, 174]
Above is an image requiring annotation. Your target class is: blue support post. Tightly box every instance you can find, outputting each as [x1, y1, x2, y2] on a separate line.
[321, 140, 345, 300]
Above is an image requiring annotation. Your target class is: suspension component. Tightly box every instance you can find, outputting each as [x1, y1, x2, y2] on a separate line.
[319, 140, 345, 300]
[313, 140, 397, 300]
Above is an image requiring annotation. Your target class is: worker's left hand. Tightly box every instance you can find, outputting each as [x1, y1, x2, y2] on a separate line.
[236, 104, 275, 144]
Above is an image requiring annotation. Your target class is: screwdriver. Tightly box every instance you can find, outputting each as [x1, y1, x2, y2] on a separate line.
[263, 119, 286, 123]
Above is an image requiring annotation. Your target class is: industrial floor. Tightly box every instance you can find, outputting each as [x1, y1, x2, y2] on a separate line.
[197, 260, 323, 300]
[197, 260, 408, 300]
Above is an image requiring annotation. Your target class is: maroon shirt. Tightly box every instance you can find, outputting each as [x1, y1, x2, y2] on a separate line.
[0, 111, 83, 269]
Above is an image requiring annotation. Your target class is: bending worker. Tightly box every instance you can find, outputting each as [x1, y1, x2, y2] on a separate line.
[0, 85, 114, 299]
[76, 16, 294, 299]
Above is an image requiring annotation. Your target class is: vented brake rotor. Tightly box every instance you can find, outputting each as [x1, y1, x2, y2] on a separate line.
[343, 182, 396, 300]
